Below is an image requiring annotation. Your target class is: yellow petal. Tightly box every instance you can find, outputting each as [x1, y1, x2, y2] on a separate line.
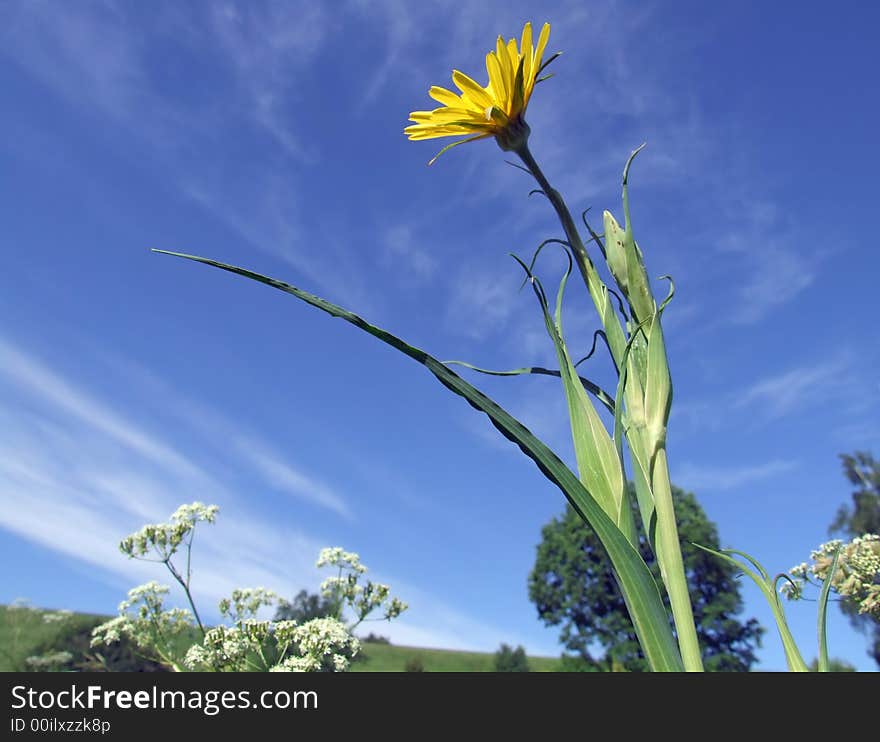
[419, 106, 484, 123]
[520, 22, 533, 86]
[506, 37, 518, 73]
[428, 86, 463, 108]
[485, 52, 506, 102]
[405, 21, 554, 149]
[452, 69, 495, 110]
[534, 23, 551, 73]
[495, 38, 513, 105]
[404, 122, 494, 140]
[404, 125, 469, 140]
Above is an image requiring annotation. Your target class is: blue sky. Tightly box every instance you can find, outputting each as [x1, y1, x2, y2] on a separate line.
[1, 0, 878, 670]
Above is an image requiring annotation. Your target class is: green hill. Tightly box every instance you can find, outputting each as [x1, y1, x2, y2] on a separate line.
[0, 605, 562, 672]
[352, 641, 561, 672]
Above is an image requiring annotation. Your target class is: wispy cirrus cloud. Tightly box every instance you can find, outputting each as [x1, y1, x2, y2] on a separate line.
[0, 1, 376, 305]
[673, 353, 855, 435]
[380, 224, 437, 283]
[734, 355, 850, 421]
[0, 334, 352, 523]
[674, 459, 799, 493]
[78, 343, 355, 520]
[445, 262, 523, 340]
[713, 199, 820, 326]
[0, 337, 206, 484]
[0, 332, 530, 651]
[228, 438, 352, 520]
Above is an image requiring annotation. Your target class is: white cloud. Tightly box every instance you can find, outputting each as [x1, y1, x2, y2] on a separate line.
[232, 438, 352, 520]
[674, 459, 798, 493]
[0, 1, 376, 307]
[0, 337, 206, 484]
[0, 1, 147, 122]
[381, 224, 437, 282]
[445, 263, 523, 340]
[206, 0, 329, 163]
[0, 333, 522, 651]
[672, 354, 855, 436]
[729, 245, 816, 325]
[735, 357, 849, 420]
[83, 344, 355, 520]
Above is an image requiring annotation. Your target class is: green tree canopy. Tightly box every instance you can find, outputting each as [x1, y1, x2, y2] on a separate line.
[274, 589, 335, 623]
[529, 485, 763, 671]
[493, 643, 530, 672]
[831, 452, 880, 536]
[830, 451, 880, 668]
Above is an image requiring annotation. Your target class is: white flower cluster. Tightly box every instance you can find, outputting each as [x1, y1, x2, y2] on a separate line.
[90, 581, 195, 669]
[119, 502, 219, 560]
[25, 651, 74, 670]
[317, 547, 408, 627]
[95, 503, 407, 673]
[186, 625, 254, 670]
[3, 601, 73, 625]
[182, 612, 359, 673]
[316, 547, 367, 574]
[269, 617, 359, 673]
[218, 587, 279, 622]
[781, 534, 880, 618]
[41, 609, 73, 624]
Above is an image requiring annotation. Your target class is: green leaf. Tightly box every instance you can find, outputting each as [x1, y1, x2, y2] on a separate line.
[535, 51, 562, 77]
[612, 315, 653, 539]
[512, 253, 635, 545]
[817, 546, 842, 672]
[427, 134, 487, 166]
[603, 145, 655, 325]
[643, 316, 672, 452]
[693, 543, 808, 672]
[153, 249, 684, 672]
[441, 360, 616, 415]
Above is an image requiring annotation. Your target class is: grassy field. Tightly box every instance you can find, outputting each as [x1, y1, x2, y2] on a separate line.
[0, 605, 562, 672]
[351, 642, 562, 672]
[0, 605, 106, 671]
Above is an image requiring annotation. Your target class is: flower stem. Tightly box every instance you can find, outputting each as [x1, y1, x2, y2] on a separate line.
[165, 556, 206, 639]
[515, 145, 629, 366]
[515, 141, 704, 672]
[650, 449, 705, 672]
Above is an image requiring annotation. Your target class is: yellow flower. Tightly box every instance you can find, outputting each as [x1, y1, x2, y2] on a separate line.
[405, 22, 555, 163]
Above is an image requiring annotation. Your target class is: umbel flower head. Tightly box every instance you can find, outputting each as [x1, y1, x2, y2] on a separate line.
[405, 21, 556, 163]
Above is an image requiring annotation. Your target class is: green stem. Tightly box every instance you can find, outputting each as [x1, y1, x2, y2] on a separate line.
[515, 141, 704, 672]
[515, 143, 628, 366]
[651, 450, 704, 671]
[165, 557, 206, 639]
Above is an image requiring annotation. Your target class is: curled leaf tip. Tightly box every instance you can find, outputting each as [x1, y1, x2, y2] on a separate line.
[623, 143, 647, 186]
[658, 274, 675, 314]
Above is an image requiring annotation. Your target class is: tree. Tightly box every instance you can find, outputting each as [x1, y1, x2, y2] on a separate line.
[274, 590, 335, 623]
[829, 451, 880, 668]
[808, 657, 856, 673]
[529, 485, 763, 671]
[493, 643, 530, 672]
[831, 452, 880, 536]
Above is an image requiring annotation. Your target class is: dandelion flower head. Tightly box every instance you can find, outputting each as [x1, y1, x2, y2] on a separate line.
[405, 22, 555, 162]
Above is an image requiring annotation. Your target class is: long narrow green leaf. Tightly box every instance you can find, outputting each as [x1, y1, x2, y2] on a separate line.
[693, 544, 808, 672]
[611, 316, 654, 541]
[515, 254, 635, 545]
[442, 360, 616, 415]
[817, 547, 842, 672]
[153, 249, 684, 672]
